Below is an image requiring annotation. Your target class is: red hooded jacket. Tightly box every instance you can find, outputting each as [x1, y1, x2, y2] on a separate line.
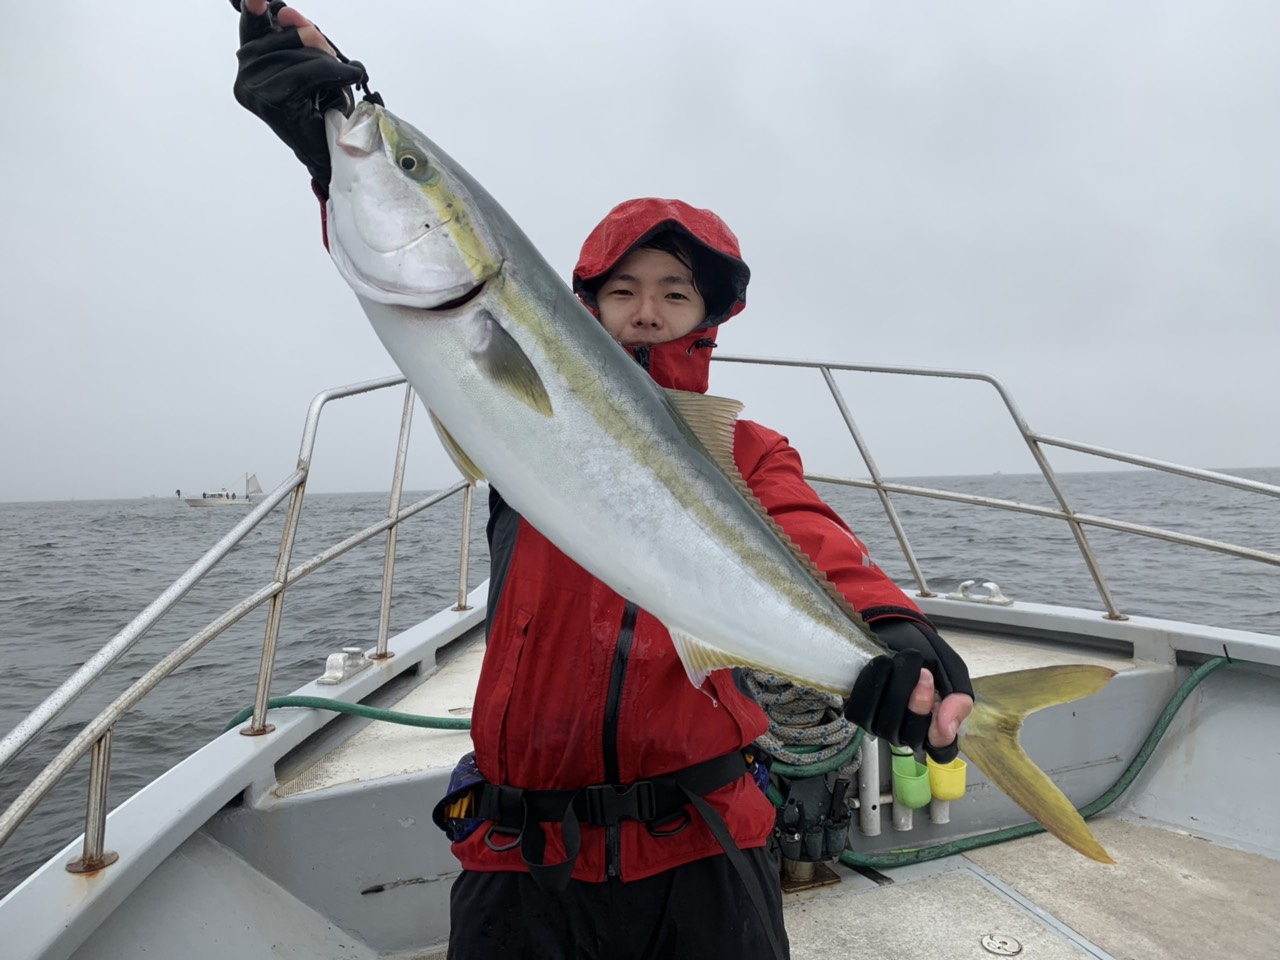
[452, 198, 929, 882]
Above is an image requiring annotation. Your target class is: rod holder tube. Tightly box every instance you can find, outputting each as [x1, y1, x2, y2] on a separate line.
[857, 735, 881, 836]
[929, 799, 952, 824]
[891, 804, 913, 831]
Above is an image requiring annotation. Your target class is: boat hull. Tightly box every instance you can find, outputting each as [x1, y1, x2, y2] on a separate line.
[8, 598, 1278, 960]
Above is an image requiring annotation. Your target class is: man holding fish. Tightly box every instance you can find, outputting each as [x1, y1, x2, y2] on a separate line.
[232, 3, 981, 957]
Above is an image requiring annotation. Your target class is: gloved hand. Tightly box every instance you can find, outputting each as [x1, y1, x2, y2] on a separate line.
[844, 617, 974, 763]
[232, 1, 367, 192]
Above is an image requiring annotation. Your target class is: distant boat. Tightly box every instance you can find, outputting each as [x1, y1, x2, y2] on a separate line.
[182, 473, 262, 508]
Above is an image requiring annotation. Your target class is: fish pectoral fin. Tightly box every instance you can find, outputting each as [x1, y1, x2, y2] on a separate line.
[428, 410, 486, 486]
[960, 664, 1118, 865]
[473, 310, 553, 416]
[663, 390, 743, 471]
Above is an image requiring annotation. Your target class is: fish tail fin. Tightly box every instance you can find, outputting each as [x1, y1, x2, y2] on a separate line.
[960, 664, 1117, 864]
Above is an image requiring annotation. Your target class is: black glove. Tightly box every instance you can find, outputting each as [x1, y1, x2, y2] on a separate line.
[844, 618, 974, 763]
[232, 1, 367, 191]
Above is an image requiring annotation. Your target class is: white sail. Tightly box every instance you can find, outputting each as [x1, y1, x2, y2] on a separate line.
[245, 473, 263, 497]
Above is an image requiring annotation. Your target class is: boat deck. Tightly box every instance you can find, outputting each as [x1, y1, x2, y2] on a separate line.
[785, 816, 1278, 960]
[401, 815, 1280, 959]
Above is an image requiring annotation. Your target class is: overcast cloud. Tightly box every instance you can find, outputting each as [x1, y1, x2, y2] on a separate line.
[2, 1, 1277, 503]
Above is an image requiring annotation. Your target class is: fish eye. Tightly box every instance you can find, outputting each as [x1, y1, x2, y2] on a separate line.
[395, 147, 434, 182]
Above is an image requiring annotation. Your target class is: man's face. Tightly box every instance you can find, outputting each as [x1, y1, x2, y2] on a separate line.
[596, 248, 707, 346]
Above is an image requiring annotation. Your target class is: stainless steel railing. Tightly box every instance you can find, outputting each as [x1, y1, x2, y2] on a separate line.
[0, 375, 477, 867]
[716, 355, 1280, 621]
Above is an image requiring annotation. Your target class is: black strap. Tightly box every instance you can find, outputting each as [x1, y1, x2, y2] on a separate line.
[476, 751, 747, 830]
[683, 788, 787, 960]
[474, 752, 749, 888]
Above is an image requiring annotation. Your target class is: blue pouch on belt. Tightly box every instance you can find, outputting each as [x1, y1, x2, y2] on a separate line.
[430, 751, 487, 842]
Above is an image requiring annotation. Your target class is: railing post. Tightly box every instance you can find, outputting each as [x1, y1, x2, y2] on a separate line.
[373, 385, 417, 660]
[819, 367, 935, 597]
[1006, 431, 1127, 620]
[244, 478, 309, 736]
[65, 730, 118, 874]
[455, 484, 475, 611]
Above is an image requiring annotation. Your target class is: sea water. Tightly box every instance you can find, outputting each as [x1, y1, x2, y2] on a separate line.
[1, 469, 1277, 898]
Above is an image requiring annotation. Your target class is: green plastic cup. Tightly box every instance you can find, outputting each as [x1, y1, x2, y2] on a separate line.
[891, 749, 932, 810]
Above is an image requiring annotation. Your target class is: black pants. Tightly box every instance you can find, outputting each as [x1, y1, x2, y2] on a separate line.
[446, 847, 790, 960]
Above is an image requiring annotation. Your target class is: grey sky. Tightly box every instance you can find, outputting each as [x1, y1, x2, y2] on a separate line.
[2, 1, 1277, 503]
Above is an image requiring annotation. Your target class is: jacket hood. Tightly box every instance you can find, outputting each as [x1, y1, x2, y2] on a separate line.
[572, 198, 748, 393]
[573, 198, 751, 328]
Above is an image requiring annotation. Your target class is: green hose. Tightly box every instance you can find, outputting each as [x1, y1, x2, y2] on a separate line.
[226, 657, 1231, 869]
[834, 656, 1232, 868]
[223, 695, 472, 733]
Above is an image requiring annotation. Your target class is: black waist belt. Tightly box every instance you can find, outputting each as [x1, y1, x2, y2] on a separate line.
[470, 750, 785, 960]
[473, 750, 748, 890]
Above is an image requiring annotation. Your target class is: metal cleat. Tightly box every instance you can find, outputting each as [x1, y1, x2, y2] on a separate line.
[945, 579, 1013, 606]
[317, 646, 373, 685]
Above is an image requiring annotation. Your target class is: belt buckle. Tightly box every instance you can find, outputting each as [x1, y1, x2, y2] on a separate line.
[628, 780, 657, 822]
[583, 780, 657, 825]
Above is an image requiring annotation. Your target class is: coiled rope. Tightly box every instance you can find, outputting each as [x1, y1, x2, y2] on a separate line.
[743, 671, 861, 768]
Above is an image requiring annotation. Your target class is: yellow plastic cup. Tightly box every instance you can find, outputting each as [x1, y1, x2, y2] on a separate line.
[927, 756, 968, 801]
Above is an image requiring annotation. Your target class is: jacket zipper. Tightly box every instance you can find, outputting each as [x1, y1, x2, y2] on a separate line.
[602, 601, 638, 878]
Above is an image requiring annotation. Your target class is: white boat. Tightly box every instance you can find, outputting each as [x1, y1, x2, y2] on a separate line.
[183, 473, 263, 508]
[1, 361, 1277, 960]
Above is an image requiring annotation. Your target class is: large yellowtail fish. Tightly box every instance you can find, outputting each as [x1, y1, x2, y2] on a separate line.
[322, 101, 1115, 864]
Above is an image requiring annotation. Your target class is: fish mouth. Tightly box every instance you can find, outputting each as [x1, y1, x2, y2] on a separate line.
[331, 234, 500, 309]
[425, 279, 488, 312]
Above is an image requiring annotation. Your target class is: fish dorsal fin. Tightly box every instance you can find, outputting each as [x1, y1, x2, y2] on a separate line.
[473, 309, 553, 416]
[664, 388, 872, 638]
[663, 389, 743, 472]
[428, 410, 486, 486]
